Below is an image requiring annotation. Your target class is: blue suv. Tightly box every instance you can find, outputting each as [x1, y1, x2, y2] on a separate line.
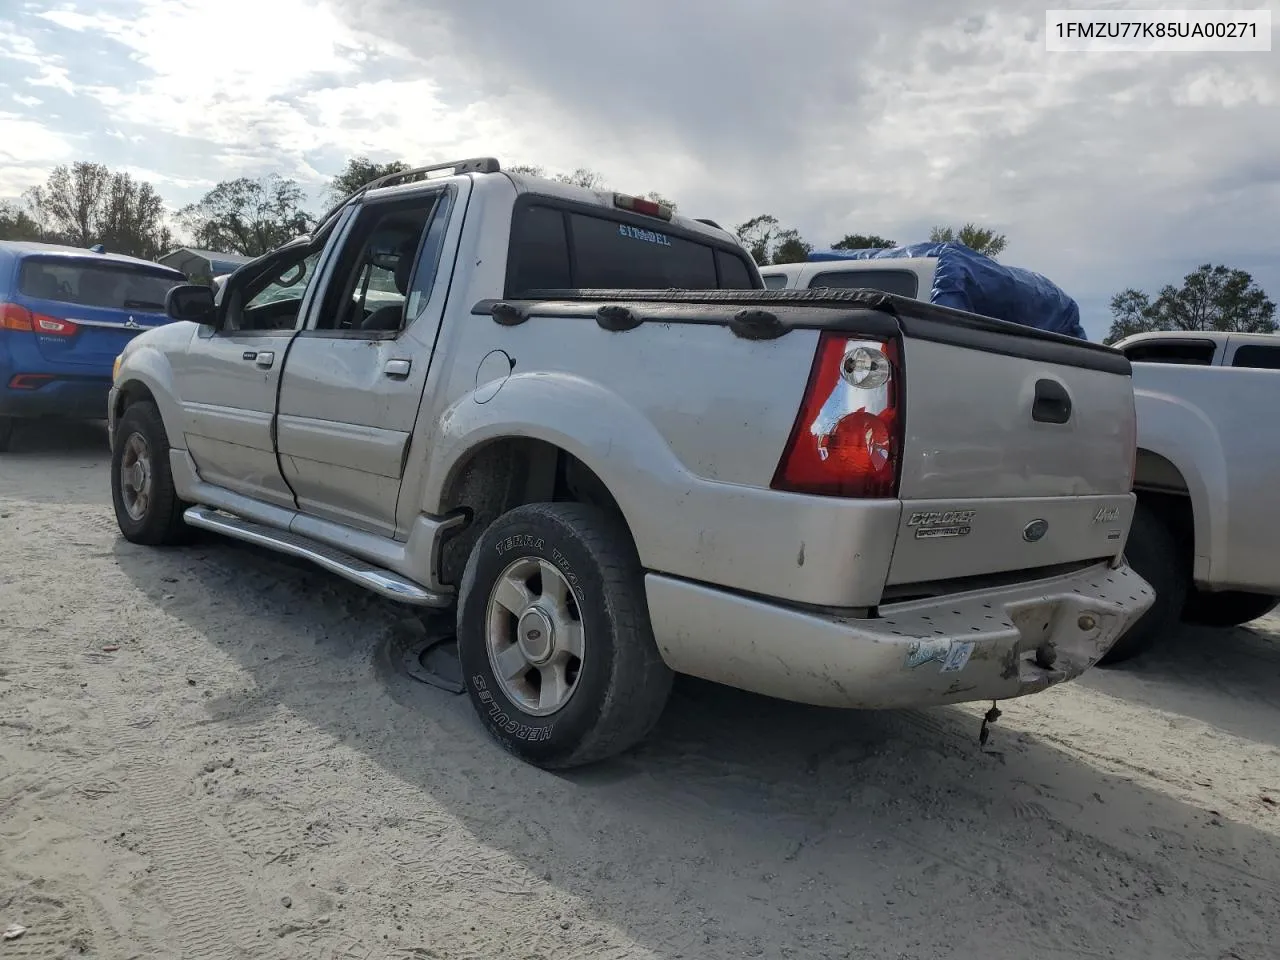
[0, 241, 185, 451]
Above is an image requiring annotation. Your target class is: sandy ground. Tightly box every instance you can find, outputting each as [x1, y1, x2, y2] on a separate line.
[2, 421, 1279, 960]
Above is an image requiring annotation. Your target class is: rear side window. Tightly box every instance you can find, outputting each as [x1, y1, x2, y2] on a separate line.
[18, 258, 181, 310]
[1230, 344, 1280, 369]
[808, 268, 920, 299]
[507, 203, 756, 294]
[1122, 340, 1216, 365]
[761, 273, 788, 289]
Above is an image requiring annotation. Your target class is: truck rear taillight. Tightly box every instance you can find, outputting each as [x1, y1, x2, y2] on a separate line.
[771, 332, 903, 499]
[0, 303, 77, 336]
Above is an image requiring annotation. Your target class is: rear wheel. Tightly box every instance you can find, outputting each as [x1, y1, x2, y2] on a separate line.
[1099, 499, 1188, 666]
[0, 416, 12, 453]
[110, 401, 192, 545]
[1182, 589, 1279, 628]
[456, 501, 673, 769]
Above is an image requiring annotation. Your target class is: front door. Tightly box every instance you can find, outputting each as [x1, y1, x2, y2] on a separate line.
[173, 236, 329, 508]
[275, 184, 459, 537]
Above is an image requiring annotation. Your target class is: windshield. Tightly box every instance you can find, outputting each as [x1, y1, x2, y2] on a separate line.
[18, 258, 182, 311]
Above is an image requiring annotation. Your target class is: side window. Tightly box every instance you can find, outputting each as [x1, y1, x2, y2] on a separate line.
[1230, 344, 1280, 369]
[1122, 340, 1216, 365]
[808, 269, 920, 298]
[246, 251, 321, 310]
[225, 247, 322, 333]
[314, 193, 444, 334]
[508, 205, 571, 293]
[761, 273, 788, 290]
[715, 249, 757, 289]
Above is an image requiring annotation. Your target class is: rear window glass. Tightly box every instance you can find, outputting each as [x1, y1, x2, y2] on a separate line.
[507, 204, 756, 294]
[808, 268, 920, 299]
[18, 258, 181, 311]
[1121, 340, 1216, 365]
[1230, 344, 1280, 369]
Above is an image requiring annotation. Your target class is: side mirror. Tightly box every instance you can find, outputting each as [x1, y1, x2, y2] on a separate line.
[166, 284, 217, 325]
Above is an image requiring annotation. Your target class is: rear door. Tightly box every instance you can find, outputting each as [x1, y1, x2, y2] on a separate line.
[12, 256, 181, 368]
[274, 183, 461, 537]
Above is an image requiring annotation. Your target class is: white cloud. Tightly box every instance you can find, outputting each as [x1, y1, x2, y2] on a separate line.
[12, 94, 42, 107]
[3, 0, 1278, 338]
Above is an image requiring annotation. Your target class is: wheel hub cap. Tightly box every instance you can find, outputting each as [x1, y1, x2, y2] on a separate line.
[517, 607, 555, 664]
[484, 555, 586, 717]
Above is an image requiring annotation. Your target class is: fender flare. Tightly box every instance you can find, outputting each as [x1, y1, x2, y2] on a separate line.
[1133, 384, 1227, 582]
[422, 371, 696, 563]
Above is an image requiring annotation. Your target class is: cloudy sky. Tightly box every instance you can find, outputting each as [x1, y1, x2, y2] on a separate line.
[1, 0, 1276, 338]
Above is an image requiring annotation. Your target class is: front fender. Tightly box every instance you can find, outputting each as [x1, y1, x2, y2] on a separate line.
[112, 323, 195, 451]
[1134, 382, 1227, 583]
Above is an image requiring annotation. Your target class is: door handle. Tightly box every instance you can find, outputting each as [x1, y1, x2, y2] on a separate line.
[384, 359, 411, 379]
[254, 351, 275, 369]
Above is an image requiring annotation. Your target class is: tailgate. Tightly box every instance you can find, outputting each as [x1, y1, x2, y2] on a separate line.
[887, 319, 1136, 587]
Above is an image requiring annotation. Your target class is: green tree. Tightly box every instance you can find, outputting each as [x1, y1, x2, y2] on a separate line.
[22, 162, 173, 258]
[0, 202, 44, 242]
[179, 175, 313, 257]
[328, 156, 411, 201]
[1104, 264, 1277, 344]
[929, 223, 1008, 258]
[772, 228, 813, 264]
[832, 233, 896, 250]
[734, 214, 812, 265]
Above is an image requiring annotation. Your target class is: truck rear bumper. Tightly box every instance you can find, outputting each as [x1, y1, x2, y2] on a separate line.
[645, 561, 1154, 709]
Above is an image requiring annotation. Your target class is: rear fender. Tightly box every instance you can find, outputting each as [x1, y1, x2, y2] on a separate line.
[419, 371, 901, 607]
[1133, 385, 1226, 583]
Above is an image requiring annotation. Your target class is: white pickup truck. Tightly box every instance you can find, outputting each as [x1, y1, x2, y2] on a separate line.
[107, 158, 1152, 767]
[1103, 330, 1280, 662]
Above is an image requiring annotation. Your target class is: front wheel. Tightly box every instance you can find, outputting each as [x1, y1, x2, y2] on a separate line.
[110, 401, 192, 545]
[1182, 589, 1279, 628]
[456, 502, 673, 769]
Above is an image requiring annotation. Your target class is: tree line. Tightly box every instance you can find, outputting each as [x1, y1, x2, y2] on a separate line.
[4, 160, 1274, 339]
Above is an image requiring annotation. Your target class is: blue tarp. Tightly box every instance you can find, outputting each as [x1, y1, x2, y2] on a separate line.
[807, 242, 1087, 340]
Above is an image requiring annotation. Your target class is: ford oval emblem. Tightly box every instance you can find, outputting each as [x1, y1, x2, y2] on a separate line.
[1022, 519, 1049, 543]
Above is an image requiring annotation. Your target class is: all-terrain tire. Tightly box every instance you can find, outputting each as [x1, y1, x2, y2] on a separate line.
[457, 501, 673, 769]
[1181, 589, 1280, 628]
[110, 400, 193, 545]
[1099, 499, 1188, 666]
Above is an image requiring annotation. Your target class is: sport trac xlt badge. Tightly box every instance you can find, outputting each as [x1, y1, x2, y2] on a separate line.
[907, 509, 975, 540]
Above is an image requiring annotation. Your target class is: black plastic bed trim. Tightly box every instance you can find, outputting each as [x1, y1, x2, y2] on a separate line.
[471, 289, 1131, 376]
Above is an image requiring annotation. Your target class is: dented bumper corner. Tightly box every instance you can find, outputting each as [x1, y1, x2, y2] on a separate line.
[645, 561, 1154, 709]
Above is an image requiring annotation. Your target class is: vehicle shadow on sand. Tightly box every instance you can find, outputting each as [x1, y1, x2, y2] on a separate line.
[113, 536, 1280, 960]
[1085, 617, 1280, 747]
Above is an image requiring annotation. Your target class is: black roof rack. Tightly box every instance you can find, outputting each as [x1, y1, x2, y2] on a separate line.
[314, 157, 501, 236]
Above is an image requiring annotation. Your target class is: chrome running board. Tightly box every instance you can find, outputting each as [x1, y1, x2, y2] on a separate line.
[183, 506, 451, 607]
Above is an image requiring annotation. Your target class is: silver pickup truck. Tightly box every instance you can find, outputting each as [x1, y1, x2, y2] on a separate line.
[108, 158, 1152, 768]
[1103, 330, 1280, 662]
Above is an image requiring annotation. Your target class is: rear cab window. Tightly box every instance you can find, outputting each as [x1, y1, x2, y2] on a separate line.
[506, 200, 758, 295]
[807, 268, 920, 299]
[17, 257, 182, 312]
[1230, 344, 1280, 369]
[1121, 339, 1217, 365]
